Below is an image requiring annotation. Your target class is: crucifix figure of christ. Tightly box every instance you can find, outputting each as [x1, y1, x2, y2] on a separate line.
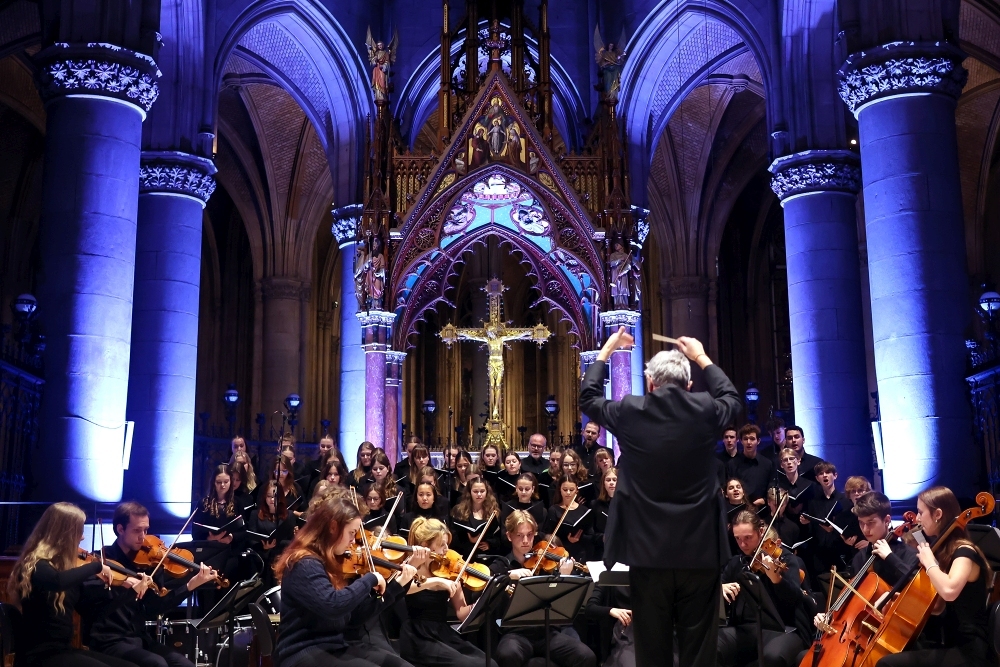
[439, 278, 550, 448]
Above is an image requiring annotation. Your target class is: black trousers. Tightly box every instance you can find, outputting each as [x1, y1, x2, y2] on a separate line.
[717, 626, 804, 667]
[16, 648, 139, 667]
[876, 644, 991, 667]
[281, 643, 413, 667]
[495, 629, 597, 667]
[97, 637, 192, 667]
[629, 567, 720, 667]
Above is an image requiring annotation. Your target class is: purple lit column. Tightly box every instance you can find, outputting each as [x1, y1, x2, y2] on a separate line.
[125, 152, 215, 518]
[359, 311, 395, 451]
[333, 206, 364, 465]
[601, 310, 640, 458]
[769, 150, 871, 477]
[33, 43, 159, 502]
[384, 351, 405, 466]
[579, 350, 607, 448]
[839, 42, 974, 498]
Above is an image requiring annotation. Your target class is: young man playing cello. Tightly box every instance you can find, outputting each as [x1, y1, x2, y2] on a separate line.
[80, 502, 220, 667]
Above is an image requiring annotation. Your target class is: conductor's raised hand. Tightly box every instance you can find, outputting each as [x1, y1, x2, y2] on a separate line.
[597, 326, 635, 362]
[675, 337, 706, 362]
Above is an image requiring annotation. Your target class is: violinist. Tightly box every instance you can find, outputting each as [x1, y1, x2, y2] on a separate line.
[6, 503, 137, 667]
[718, 510, 810, 667]
[543, 478, 593, 562]
[449, 478, 501, 554]
[591, 467, 618, 561]
[351, 441, 377, 488]
[399, 517, 498, 667]
[489, 511, 597, 667]
[80, 501, 220, 667]
[875, 487, 992, 667]
[273, 494, 425, 667]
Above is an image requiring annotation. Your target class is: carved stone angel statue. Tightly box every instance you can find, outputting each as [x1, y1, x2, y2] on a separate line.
[608, 241, 641, 310]
[365, 27, 398, 102]
[594, 25, 627, 104]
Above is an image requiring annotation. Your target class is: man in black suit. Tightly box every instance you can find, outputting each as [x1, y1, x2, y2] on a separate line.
[580, 327, 741, 667]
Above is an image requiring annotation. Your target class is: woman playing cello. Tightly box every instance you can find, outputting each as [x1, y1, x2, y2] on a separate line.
[876, 487, 992, 667]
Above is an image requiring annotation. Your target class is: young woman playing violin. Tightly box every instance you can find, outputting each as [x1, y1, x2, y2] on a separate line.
[875, 487, 992, 667]
[273, 494, 426, 667]
[489, 510, 597, 667]
[6, 502, 140, 667]
[80, 501, 220, 667]
[399, 517, 498, 667]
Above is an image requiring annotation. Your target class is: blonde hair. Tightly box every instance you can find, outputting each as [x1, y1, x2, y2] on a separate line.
[229, 451, 257, 491]
[844, 476, 872, 495]
[408, 516, 451, 547]
[504, 509, 538, 534]
[7, 503, 87, 613]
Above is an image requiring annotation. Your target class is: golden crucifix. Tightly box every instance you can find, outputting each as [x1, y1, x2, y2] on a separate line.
[439, 278, 550, 448]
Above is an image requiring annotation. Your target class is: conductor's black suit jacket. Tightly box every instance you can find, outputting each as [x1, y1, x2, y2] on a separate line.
[580, 360, 741, 570]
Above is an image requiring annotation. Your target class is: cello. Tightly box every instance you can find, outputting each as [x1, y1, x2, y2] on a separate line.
[855, 491, 994, 666]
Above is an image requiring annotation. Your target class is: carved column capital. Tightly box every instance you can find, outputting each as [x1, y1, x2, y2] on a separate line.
[768, 150, 861, 202]
[35, 42, 160, 118]
[838, 41, 967, 116]
[140, 151, 217, 206]
[332, 203, 364, 247]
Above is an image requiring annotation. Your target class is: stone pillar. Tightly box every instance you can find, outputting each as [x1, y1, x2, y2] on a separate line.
[631, 208, 650, 397]
[260, 277, 307, 420]
[579, 350, 607, 449]
[359, 311, 395, 457]
[384, 351, 406, 466]
[666, 276, 710, 389]
[33, 43, 159, 502]
[769, 150, 871, 478]
[600, 310, 640, 458]
[333, 206, 365, 460]
[125, 151, 215, 518]
[838, 42, 974, 498]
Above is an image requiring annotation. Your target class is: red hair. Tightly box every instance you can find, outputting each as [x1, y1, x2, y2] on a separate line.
[273, 495, 360, 588]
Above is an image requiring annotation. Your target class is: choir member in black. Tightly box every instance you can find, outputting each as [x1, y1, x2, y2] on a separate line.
[81, 502, 220, 667]
[400, 482, 449, 540]
[591, 466, 617, 562]
[725, 424, 774, 506]
[229, 449, 258, 495]
[449, 478, 501, 554]
[6, 503, 137, 667]
[231, 435, 259, 474]
[363, 484, 399, 536]
[273, 494, 424, 667]
[398, 444, 431, 498]
[593, 447, 614, 476]
[494, 450, 522, 498]
[316, 455, 351, 498]
[280, 433, 310, 481]
[393, 435, 424, 482]
[559, 449, 595, 504]
[247, 480, 295, 587]
[717, 426, 740, 465]
[762, 487, 801, 550]
[479, 443, 503, 489]
[544, 478, 593, 562]
[760, 418, 786, 461]
[575, 421, 603, 473]
[718, 510, 809, 667]
[490, 510, 597, 667]
[350, 441, 377, 489]
[835, 476, 872, 553]
[876, 486, 992, 667]
[408, 466, 450, 516]
[724, 478, 752, 555]
[439, 444, 461, 493]
[229, 461, 257, 519]
[304, 435, 339, 493]
[400, 517, 498, 667]
[275, 451, 305, 514]
[500, 473, 546, 531]
[447, 450, 476, 506]
[520, 433, 550, 480]
[783, 425, 821, 482]
[370, 449, 399, 499]
[775, 448, 814, 523]
[192, 464, 246, 546]
[799, 461, 849, 586]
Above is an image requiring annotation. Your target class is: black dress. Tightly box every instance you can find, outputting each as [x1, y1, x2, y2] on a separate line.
[590, 498, 612, 561]
[543, 504, 593, 562]
[398, 589, 496, 667]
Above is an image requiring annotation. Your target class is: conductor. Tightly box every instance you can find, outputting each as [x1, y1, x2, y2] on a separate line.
[579, 327, 741, 667]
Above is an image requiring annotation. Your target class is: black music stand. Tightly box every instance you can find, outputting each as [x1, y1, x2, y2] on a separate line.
[455, 575, 510, 667]
[190, 579, 262, 667]
[502, 575, 592, 667]
[968, 525, 1000, 568]
[735, 569, 785, 667]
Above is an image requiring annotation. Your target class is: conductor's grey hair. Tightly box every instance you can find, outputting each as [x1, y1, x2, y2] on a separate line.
[644, 350, 691, 389]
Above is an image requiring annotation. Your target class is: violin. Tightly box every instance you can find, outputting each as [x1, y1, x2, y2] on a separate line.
[749, 538, 789, 576]
[430, 549, 492, 590]
[133, 535, 230, 588]
[341, 545, 420, 582]
[77, 549, 166, 596]
[523, 541, 590, 575]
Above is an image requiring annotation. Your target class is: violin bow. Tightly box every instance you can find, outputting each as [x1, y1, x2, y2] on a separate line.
[454, 511, 497, 583]
[748, 491, 788, 573]
[532, 502, 574, 576]
[373, 492, 404, 552]
[349, 487, 378, 575]
[147, 508, 199, 581]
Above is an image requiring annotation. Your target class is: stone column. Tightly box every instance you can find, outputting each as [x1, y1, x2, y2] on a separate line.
[125, 151, 215, 518]
[631, 208, 650, 397]
[384, 351, 406, 466]
[579, 350, 607, 449]
[359, 311, 395, 457]
[769, 150, 871, 477]
[666, 276, 710, 389]
[260, 277, 307, 420]
[838, 42, 974, 498]
[600, 310, 640, 458]
[333, 205, 365, 459]
[33, 43, 159, 502]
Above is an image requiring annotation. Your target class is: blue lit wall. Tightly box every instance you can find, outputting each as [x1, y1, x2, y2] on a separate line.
[339, 241, 365, 471]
